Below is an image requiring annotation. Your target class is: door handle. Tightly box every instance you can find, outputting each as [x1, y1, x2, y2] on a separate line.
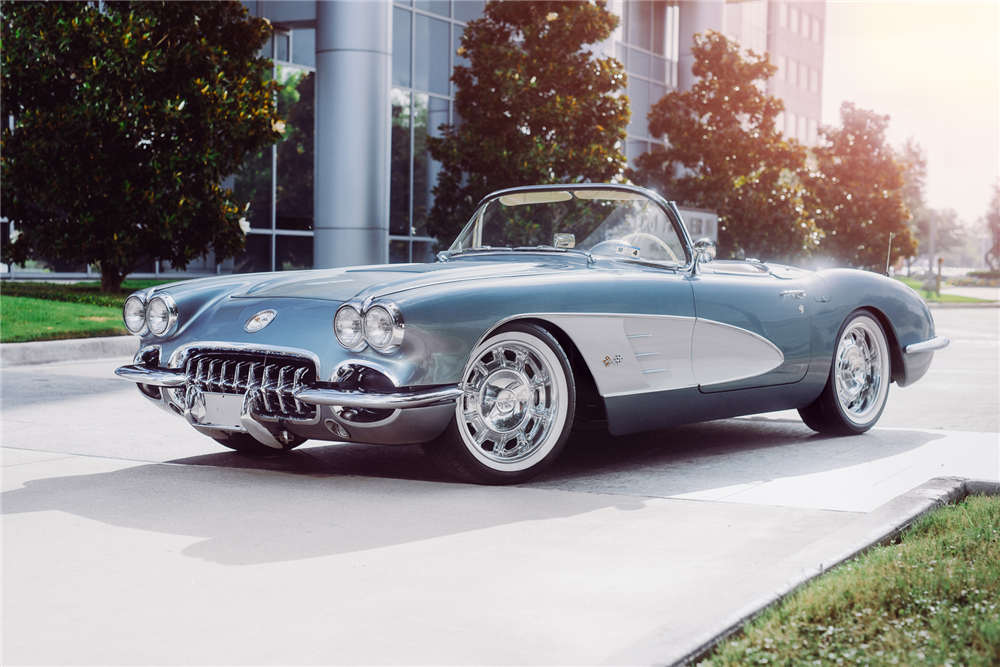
[780, 290, 806, 299]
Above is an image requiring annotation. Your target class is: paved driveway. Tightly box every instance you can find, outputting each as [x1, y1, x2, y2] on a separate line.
[2, 307, 997, 665]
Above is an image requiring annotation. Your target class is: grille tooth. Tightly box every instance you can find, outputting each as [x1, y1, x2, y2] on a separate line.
[183, 352, 316, 422]
[293, 367, 308, 413]
[276, 366, 291, 414]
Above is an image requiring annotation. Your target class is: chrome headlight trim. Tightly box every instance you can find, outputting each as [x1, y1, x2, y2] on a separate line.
[363, 300, 404, 354]
[123, 295, 148, 335]
[145, 293, 179, 338]
[334, 303, 367, 352]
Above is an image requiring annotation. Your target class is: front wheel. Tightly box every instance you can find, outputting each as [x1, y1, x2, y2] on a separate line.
[799, 311, 891, 435]
[422, 323, 576, 484]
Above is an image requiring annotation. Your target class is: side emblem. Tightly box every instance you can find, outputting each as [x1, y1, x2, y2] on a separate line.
[245, 309, 277, 333]
[603, 354, 624, 367]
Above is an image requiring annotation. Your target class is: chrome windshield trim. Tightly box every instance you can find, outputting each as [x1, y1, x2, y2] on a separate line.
[904, 336, 950, 354]
[115, 365, 186, 387]
[293, 385, 462, 410]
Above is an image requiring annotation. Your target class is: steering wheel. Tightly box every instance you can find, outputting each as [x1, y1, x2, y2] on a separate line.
[620, 232, 680, 263]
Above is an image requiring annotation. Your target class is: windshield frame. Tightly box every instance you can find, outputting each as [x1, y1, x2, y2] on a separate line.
[448, 184, 695, 270]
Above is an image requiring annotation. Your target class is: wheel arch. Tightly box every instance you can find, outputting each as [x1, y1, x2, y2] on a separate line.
[861, 306, 907, 385]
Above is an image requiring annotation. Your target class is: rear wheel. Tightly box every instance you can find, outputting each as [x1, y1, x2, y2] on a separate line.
[422, 322, 575, 484]
[212, 432, 305, 455]
[799, 311, 891, 435]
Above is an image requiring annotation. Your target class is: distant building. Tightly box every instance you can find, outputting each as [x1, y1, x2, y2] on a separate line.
[2, 0, 821, 280]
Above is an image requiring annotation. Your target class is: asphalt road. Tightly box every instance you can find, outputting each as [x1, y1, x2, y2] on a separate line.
[2, 306, 997, 665]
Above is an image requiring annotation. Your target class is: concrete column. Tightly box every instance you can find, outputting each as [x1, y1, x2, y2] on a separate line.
[677, 1, 725, 92]
[314, 0, 391, 268]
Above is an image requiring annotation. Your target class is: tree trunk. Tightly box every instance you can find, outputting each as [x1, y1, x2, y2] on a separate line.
[99, 264, 126, 293]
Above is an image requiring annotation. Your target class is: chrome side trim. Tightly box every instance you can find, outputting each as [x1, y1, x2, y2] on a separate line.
[293, 385, 462, 410]
[115, 365, 186, 387]
[904, 336, 950, 354]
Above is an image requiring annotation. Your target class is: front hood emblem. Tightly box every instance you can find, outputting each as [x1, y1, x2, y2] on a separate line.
[244, 309, 277, 333]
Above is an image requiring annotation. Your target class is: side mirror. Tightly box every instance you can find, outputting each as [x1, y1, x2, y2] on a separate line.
[693, 238, 716, 271]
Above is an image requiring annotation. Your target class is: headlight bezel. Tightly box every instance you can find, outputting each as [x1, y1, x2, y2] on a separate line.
[334, 304, 366, 351]
[334, 300, 404, 354]
[123, 295, 148, 335]
[145, 293, 179, 338]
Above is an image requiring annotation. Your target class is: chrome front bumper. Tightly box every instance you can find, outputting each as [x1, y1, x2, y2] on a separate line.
[903, 336, 950, 354]
[115, 364, 462, 410]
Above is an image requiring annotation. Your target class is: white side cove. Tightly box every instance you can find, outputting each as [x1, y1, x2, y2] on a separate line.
[690, 319, 784, 387]
[535, 314, 784, 398]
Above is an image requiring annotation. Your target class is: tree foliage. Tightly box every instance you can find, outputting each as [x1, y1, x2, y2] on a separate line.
[426, 0, 629, 244]
[630, 31, 816, 262]
[806, 103, 916, 271]
[1, 1, 282, 291]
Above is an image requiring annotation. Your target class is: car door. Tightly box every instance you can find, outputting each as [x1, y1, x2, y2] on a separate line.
[688, 264, 811, 391]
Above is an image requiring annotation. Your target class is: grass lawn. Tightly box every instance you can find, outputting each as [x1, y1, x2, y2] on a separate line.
[697, 494, 1000, 666]
[894, 277, 992, 304]
[0, 279, 180, 343]
[2, 295, 127, 343]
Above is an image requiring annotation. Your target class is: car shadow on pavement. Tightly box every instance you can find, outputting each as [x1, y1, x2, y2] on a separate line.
[526, 418, 947, 498]
[1, 457, 646, 566]
[2, 418, 944, 565]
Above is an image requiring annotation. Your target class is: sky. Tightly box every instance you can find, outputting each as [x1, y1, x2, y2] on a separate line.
[821, 1, 999, 228]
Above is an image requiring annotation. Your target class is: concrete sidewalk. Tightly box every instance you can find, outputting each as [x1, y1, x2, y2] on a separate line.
[0, 334, 138, 367]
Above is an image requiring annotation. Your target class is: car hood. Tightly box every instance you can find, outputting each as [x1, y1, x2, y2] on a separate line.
[227, 258, 580, 303]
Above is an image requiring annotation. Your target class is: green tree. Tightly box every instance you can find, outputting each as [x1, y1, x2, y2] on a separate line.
[631, 31, 816, 262]
[426, 0, 629, 243]
[1, 1, 282, 292]
[806, 103, 916, 270]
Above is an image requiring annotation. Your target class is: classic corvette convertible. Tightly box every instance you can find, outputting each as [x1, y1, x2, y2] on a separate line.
[117, 184, 948, 484]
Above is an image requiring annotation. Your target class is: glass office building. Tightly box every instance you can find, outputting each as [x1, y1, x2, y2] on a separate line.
[2, 0, 823, 280]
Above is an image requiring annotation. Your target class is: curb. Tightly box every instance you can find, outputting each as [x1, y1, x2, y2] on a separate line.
[927, 301, 999, 309]
[671, 477, 1000, 667]
[0, 335, 139, 368]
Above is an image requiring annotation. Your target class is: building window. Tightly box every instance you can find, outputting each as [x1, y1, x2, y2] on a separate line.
[620, 1, 679, 165]
[778, 2, 788, 28]
[789, 6, 799, 34]
[232, 29, 315, 273]
[777, 54, 787, 81]
[810, 68, 820, 94]
[812, 17, 822, 43]
[390, 1, 484, 262]
[788, 57, 798, 86]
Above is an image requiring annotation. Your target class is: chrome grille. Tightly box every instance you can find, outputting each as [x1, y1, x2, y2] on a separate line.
[183, 352, 316, 421]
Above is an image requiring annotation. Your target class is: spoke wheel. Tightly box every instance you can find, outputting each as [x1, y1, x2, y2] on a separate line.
[799, 311, 891, 435]
[423, 323, 575, 484]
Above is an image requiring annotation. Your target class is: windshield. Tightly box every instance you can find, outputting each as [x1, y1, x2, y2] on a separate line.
[449, 188, 689, 266]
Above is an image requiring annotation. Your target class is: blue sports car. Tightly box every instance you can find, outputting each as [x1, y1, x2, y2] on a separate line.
[117, 184, 948, 484]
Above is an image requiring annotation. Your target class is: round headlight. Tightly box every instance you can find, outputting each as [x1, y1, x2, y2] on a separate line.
[334, 305, 363, 348]
[123, 295, 147, 334]
[364, 305, 402, 352]
[145, 295, 177, 337]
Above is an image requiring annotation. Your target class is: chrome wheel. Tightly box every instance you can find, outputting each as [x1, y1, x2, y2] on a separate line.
[458, 332, 567, 471]
[834, 318, 888, 424]
[422, 323, 575, 484]
[799, 311, 891, 435]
